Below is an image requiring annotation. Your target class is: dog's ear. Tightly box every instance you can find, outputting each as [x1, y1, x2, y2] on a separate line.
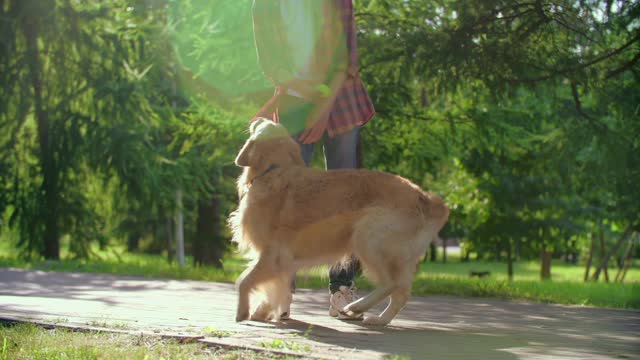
[235, 140, 254, 167]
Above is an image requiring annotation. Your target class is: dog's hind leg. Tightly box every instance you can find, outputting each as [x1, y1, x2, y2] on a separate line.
[342, 284, 393, 317]
[342, 214, 397, 317]
[363, 285, 411, 326]
[362, 259, 416, 326]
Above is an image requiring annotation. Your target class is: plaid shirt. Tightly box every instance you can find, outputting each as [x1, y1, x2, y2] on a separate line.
[252, 0, 375, 138]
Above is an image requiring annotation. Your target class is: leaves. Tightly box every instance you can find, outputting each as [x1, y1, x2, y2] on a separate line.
[0, 0, 637, 264]
[357, 0, 640, 260]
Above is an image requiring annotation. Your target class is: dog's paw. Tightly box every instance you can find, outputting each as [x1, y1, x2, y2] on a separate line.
[250, 302, 272, 322]
[341, 304, 364, 320]
[339, 310, 363, 321]
[343, 303, 363, 315]
[363, 315, 390, 326]
[250, 312, 270, 322]
[235, 310, 250, 322]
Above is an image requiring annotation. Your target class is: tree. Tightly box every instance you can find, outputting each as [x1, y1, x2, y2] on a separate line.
[0, 1, 147, 258]
[355, 0, 639, 278]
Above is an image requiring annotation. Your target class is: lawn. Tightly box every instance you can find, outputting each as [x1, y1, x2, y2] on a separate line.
[0, 323, 290, 360]
[420, 254, 639, 282]
[0, 243, 638, 309]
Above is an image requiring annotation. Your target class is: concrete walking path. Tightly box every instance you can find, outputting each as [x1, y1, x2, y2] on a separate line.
[0, 268, 638, 359]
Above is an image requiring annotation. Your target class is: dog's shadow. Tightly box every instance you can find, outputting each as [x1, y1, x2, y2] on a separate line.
[248, 318, 522, 359]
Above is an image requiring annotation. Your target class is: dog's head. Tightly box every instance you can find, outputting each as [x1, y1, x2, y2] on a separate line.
[235, 118, 304, 170]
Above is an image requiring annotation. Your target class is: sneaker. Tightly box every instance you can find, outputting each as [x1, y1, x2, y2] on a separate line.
[329, 285, 363, 320]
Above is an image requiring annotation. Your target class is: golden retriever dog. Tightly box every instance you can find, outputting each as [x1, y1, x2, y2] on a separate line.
[228, 118, 449, 326]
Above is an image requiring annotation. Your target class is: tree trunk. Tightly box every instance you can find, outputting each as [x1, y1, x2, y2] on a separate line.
[441, 237, 447, 264]
[598, 231, 610, 282]
[193, 196, 224, 268]
[23, 9, 59, 259]
[429, 242, 437, 262]
[166, 216, 174, 262]
[175, 189, 185, 266]
[540, 248, 552, 280]
[615, 231, 636, 283]
[462, 248, 470, 262]
[569, 238, 579, 264]
[127, 231, 140, 252]
[421, 87, 430, 107]
[584, 232, 596, 281]
[507, 240, 514, 281]
[592, 225, 633, 281]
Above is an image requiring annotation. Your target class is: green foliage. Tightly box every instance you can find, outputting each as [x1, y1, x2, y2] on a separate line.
[168, 0, 267, 98]
[355, 0, 640, 273]
[0, 0, 252, 262]
[0, 0, 169, 259]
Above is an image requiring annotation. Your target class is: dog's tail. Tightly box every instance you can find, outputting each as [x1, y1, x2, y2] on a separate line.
[419, 193, 449, 232]
[227, 209, 256, 257]
[228, 167, 268, 255]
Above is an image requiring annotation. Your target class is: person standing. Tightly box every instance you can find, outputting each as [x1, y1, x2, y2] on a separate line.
[251, 0, 375, 319]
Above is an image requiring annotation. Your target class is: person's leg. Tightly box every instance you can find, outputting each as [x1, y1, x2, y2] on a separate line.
[323, 127, 359, 293]
[298, 141, 314, 166]
[323, 127, 359, 169]
[322, 127, 363, 319]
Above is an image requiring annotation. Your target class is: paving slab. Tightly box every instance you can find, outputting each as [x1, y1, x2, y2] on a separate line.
[0, 268, 638, 359]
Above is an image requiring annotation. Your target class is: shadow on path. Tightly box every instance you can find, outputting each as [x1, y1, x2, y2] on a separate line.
[1, 268, 639, 359]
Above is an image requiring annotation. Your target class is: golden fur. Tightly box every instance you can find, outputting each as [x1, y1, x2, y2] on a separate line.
[228, 118, 449, 326]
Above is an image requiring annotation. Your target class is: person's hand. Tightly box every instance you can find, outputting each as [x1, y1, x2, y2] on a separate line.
[298, 119, 328, 144]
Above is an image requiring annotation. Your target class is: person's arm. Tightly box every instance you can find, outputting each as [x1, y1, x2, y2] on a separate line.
[318, 0, 351, 87]
[298, 0, 353, 144]
[252, 0, 292, 85]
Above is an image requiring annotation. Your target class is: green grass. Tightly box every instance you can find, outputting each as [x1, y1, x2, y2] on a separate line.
[0, 323, 290, 360]
[411, 273, 639, 308]
[259, 338, 311, 353]
[419, 256, 640, 282]
[0, 246, 247, 283]
[0, 243, 638, 309]
[410, 253, 640, 309]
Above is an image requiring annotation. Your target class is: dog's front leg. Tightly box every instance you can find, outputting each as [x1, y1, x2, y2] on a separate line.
[235, 257, 275, 322]
[235, 265, 254, 322]
[251, 301, 273, 321]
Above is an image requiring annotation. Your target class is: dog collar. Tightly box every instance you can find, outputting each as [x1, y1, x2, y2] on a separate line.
[240, 164, 280, 201]
[250, 164, 280, 184]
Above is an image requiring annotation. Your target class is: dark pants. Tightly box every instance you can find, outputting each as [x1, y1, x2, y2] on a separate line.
[278, 95, 358, 294]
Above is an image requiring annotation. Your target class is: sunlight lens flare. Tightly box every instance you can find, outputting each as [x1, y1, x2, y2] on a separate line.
[168, 0, 348, 130]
